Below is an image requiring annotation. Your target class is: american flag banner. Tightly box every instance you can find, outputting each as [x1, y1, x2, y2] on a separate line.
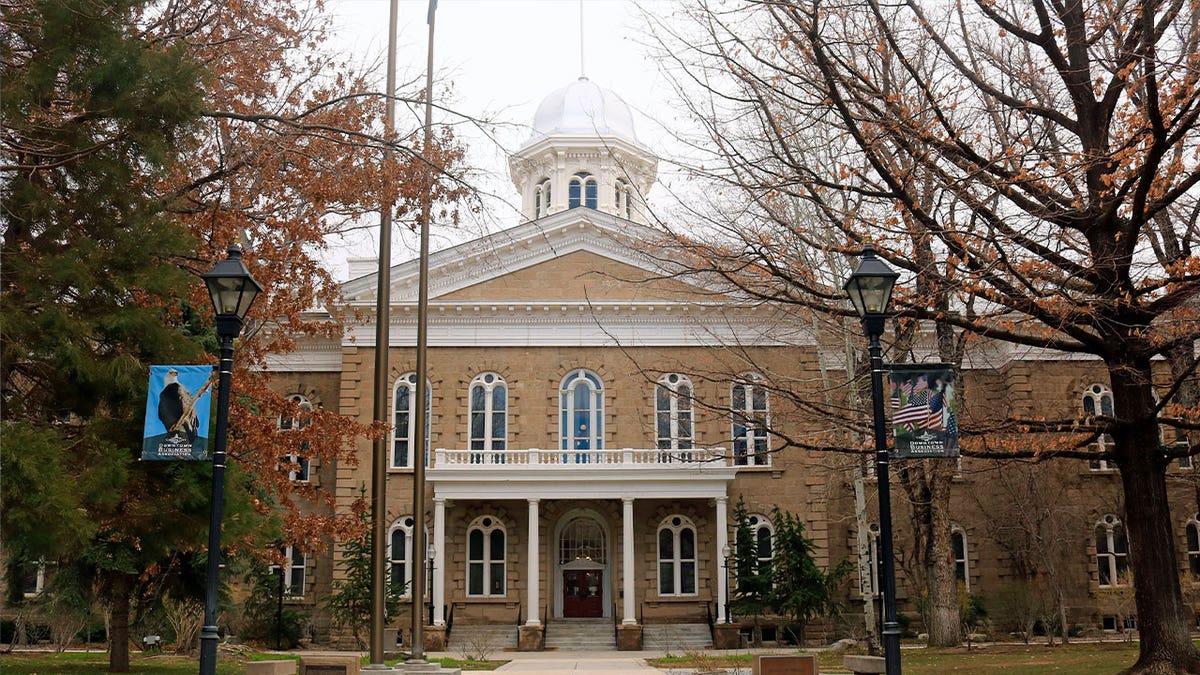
[887, 364, 960, 459]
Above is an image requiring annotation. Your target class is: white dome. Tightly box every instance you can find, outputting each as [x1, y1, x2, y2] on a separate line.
[530, 77, 638, 142]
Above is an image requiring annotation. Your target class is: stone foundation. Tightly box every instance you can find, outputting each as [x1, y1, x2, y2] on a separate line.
[424, 625, 447, 652]
[517, 624, 544, 651]
[713, 623, 741, 649]
[615, 624, 643, 651]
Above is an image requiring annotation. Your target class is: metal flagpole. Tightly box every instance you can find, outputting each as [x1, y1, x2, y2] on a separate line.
[408, 0, 437, 665]
[366, 0, 399, 667]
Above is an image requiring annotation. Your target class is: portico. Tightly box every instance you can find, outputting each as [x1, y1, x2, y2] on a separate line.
[425, 448, 737, 648]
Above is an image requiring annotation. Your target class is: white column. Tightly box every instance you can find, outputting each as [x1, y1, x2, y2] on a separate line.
[527, 498, 541, 626]
[433, 498, 446, 626]
[622, 497, 636, 625]
[715, 495, 729, 624]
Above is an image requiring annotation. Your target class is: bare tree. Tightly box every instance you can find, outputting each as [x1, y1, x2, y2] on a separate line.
[646, 0, 1200, 669]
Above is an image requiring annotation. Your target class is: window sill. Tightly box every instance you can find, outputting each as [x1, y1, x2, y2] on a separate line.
[733, 465, 776, 473]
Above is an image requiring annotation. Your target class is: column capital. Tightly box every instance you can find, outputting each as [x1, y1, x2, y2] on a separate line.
[434, 497, 446, 506]
[622, 496, 635, 505]
[528, 497, 540, 506]
[714, 495, 729, 506]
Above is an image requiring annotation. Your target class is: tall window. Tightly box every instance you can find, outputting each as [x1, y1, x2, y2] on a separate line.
[467, 516, 506, 596]
[568, 172, 597, 209]
[535, 178, 551, 217]
[389, 516, 414, 597]
[1083, 384, 1115, 471]
[20, 560, 45, 597]
[749, 513, 773, 571]
[279, 394, 312, 482]
[615, 180, 633, 219]
[277, 546, 305, 597]
[951, 526, 969, 590]
[393, 373, 431, 468]
[469, 372, 507, 463]
[1188, 515, 1200, 578]
[732, 375, 770, 466]
[561, 369, 604, 456]
[657, 515, 697, 596]
[1095, 514, 1129, 586]
[656, 373, 694, 461]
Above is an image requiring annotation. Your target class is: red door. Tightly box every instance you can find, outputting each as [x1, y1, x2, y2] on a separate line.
[562, 569, 603, 617]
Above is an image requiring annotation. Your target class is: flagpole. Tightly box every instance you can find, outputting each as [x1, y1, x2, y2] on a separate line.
[366, 0, 399, 667]
[408, 0, 437, 664]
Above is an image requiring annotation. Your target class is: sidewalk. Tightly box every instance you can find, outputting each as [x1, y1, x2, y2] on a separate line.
[427, 649, 669, 673]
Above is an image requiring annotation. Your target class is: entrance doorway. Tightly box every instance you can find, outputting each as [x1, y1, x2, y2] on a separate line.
[562, 569, 603, 617]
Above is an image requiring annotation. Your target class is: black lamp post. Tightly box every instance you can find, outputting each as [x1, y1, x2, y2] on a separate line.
[721, 545, 732, 624]
[426, 542, 436, 627]
[199, 244, 263, 675]
[843, 242, 901, 675]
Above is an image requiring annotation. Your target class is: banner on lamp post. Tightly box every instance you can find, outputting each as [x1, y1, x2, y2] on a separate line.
[142, 365, 215, 461]
[887, 364, 959, 459]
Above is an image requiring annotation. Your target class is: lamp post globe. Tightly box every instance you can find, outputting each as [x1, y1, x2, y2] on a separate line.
[844, 242, 902, 674]
[198, 244, 263, 675]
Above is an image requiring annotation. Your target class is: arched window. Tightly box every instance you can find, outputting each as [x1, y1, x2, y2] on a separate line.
[657, 515, 697, 596]
[951, 525, 969, 590]
[615, 180, 633, 219]
[469, 372, 507, 463]
[388, 514, 432, 593]
[732, 375, 770, 466]
[1083, 384, 1115, 471]
[568, 172, 597, 209]
[561, 369, 604, 458]
[278, 394, 312, 482]
[1095, 514, 1129, 586]
[393, 373, 431, 468]
[751, 514, 774, 571]
[559, 516, 607, 564]
[656, 373, 694, 461]
[467, 515, 506, 596]
[1187, 515, 1200, 578]
[535, 178, 551, 218]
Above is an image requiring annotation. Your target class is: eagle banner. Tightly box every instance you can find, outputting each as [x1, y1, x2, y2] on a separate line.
[887, 363, 960, 459]
[142, 365, 215, 461]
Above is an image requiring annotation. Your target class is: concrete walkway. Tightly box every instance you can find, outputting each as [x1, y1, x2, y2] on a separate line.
[428, 650, 668, 674]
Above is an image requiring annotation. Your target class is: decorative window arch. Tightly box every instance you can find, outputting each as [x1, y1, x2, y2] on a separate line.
[561, 369, 604, 457]
[393, 373, 431, 469]
[467, 515, 506, 597]
[469, 372, 507, 463]
[732, 374, 770, 466]
[951, 525, 969, 590]
[657, 515, 697, 596]
[615, 179, 633, 219]
[535, 178, 552, 218]
[1095, 514, 1129, 586]
[656, 373, 694, 461]
[1187, 515, 1200, 578]
[1083, 383, 1115, 471]
[278, 394, 313, 482]
[559, 516, 607, 564]
[389, 515, 427, 598]
[568, 172, 598, 209]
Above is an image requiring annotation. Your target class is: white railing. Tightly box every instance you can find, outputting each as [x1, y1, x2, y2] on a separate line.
[432, 447, 729, 468]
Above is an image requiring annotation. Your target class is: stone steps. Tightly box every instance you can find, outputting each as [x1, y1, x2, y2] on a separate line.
[545, 618, 617, 650]
[445, 624, 517, 657]
[643, 623, 713, 652]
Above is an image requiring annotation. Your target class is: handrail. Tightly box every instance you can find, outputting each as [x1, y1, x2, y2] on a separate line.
[612, 601, 619, 641]
[704, 601, 715, 641]
[516, 603, 523, 626]
[433, 447, 730, 468]
[445, 603, 454, 638]
[639, 600, 645, 625]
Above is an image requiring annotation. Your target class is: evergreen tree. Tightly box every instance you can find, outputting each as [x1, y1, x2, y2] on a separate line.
[325, 497, 405, 649]
[730, 497, 771, 621]
[767, 507, 849, 645]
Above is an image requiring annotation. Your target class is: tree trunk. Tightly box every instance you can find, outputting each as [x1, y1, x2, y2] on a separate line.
[107, 575, 131, 673]
[1110, 361, 1200, 674]
[924, 464, 960, 647]
[1056, 589, 1070, 645]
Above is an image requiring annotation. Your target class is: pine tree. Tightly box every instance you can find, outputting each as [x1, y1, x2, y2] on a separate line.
[767, 507, 849, 646]
[730, 497, 771, 623]
[325, 497, 404, 649]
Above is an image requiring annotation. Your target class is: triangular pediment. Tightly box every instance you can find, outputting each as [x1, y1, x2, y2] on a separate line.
[340, 209, 713, 305]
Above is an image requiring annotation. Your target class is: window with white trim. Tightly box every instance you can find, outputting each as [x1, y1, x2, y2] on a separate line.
[390, 516, 415, 597]
[469, 372, 507, 463]
[1083, 384, 1115, 471]
[392, 373, 431, 468]
[657, 515, 697, 596]
[1095, 514, 1129, 587]
[951, 525, 969, 590]
[561, 369, 604, 456]
[1187, 515, 1200, 578]
[20, 560, 45, 597]
[568, 173, 597, 209]
[749, 513, 773, 572]
[282, 546, 306, 597]
[861, 522, 881, 596]
[732, 375, 770, 466]
[278, 394, 312, 481]
[656, 373, 694, 461]
[467, 515, 506, 597]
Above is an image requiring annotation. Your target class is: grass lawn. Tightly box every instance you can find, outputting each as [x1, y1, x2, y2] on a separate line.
[648, 641, 1146, 674]
[0, 651, 507, 673]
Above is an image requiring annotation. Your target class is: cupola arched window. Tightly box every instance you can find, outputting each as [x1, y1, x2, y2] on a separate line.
[569, 173, 598, 209]
[535, 178, 552, 218]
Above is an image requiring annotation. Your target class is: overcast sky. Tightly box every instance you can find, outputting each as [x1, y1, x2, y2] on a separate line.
[322, 0, 682, 278]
